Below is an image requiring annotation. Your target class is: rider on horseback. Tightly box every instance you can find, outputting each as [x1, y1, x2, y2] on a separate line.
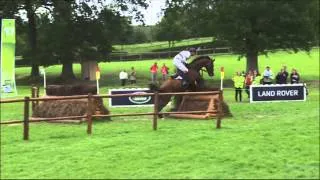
[172, 47, 197, 89]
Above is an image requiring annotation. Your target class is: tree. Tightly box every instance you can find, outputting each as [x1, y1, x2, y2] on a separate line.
[164, 0, 215, 38]
[214, 0, 319, 71]
[2, 0, 148, 81]
[155, 10, 190, 47]
[44, 0, 148, 81]
[0, 0, 55, 78]
[165, 0, 319, 71]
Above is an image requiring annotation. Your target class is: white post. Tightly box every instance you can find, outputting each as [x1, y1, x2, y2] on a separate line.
[40, 67, 46, 95]
[96, 67, 100, 95]
[220, 67, 224, 91]
[43, 72, 46, 95]
[96, 79, 99, 94]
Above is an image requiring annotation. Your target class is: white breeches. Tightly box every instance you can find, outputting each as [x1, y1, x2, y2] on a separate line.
[173, 59, 188, 72]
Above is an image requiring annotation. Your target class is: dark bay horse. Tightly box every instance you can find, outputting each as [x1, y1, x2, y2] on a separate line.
[150, 56, 215, 115]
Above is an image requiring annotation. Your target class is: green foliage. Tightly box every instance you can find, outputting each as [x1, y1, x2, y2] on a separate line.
[164, 0, 319, 71]
[154, 9, 190, 47]
[121, 25, 157, 45]
[1, 0, 150, 78]
[212, 0, 319, 54]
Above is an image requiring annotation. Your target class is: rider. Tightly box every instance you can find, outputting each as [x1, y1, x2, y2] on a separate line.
[172, 47, 197, 88]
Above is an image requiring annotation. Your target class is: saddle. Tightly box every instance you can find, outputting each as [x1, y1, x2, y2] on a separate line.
[170, 73, 201, 90]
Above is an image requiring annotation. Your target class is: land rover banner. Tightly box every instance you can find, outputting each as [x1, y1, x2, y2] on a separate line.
[250, 84, 306, 103]
[0, 19, 17, 97]
[109, 88, 154, 107]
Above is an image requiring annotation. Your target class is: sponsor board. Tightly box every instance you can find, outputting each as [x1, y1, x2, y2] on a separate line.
[250, 84, 307, 103]
[109, 88, 154, 107]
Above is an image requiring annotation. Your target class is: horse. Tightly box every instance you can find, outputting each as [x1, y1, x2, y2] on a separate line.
[149, 55, 215, 116]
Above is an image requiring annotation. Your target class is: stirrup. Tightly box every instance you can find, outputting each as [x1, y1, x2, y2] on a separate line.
[181, 80, 189, 89]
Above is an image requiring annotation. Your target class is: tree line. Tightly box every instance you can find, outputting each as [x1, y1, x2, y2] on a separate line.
[0, 0, 318, 81]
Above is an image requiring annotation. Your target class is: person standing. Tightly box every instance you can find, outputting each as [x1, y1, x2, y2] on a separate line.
[276, 68, 287, 84]
[172, 47, 197, 88]
[283, 65, 289, 83]
[252, 70, 263, 85]
[150, 62, 158, 83]
[161, 63, 169, 81]
[119, 70, 128, 86]
[232, 72, 245, 102]
[245, 70, 253, 98]
[129, 67, 137, 84]
[262, 66, 273, 84]
[290, 68, 300, 84]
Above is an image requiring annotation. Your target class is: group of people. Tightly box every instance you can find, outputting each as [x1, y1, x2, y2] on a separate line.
[118, 63, 170, 86]
[119, 67, 137, 86]
[150, 63, 170, 83]
[260, 65, 300, 85]
[232, 66, 301, 102]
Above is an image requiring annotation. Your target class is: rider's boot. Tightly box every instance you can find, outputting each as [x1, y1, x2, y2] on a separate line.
[170, 73, 179, 79]
[181, 73, 190, 89]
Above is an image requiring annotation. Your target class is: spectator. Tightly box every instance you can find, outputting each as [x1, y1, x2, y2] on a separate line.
[119, 70, 128, 86]
[252, 70, 263, 85]
[245, 70, 253, 98]
[129, 67, 137, 84]
[161, 63, 170, 81]
[150, 62, 158, 83]
[275, 68, 287, 84]
[290, 68, 300, 84]
[283, 65, 289, 83]
[262, 66, 273, 85]
[232, 72, 245, 102]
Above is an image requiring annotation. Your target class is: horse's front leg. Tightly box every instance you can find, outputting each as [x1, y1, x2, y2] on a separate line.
[157, 95, 172, 118]
[196, 78, 205, 90]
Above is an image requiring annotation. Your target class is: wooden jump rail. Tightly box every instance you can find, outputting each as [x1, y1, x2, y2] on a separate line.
[0, 90, 224, 140]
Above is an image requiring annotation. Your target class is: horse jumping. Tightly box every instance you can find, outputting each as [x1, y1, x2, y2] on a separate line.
[149, 56, 215, 116]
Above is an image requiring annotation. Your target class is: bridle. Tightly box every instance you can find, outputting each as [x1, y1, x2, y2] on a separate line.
[200, 58, 214, 76]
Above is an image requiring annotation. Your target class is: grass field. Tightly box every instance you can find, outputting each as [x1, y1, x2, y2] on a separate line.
[1, 49, 319, 179]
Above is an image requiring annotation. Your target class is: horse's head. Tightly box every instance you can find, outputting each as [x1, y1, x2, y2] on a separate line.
[189, 56, 215, 77]
[205, 57, 215, 77]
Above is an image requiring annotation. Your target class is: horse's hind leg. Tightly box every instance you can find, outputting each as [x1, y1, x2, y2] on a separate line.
[171, 95, 183, 111]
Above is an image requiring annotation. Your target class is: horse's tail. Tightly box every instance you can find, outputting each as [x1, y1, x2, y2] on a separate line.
[149, 83, 160, 92]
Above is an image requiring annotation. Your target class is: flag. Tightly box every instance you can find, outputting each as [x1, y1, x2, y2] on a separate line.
[221, 72, 225, 79]
[96, 67, 100, 80]
[220, 67, 224, 79]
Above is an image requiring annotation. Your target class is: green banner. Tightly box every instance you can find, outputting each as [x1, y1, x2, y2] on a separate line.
[0, 19, 17, 97]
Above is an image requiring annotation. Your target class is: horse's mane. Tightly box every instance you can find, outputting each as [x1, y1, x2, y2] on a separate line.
[190, 56, 211, 64]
